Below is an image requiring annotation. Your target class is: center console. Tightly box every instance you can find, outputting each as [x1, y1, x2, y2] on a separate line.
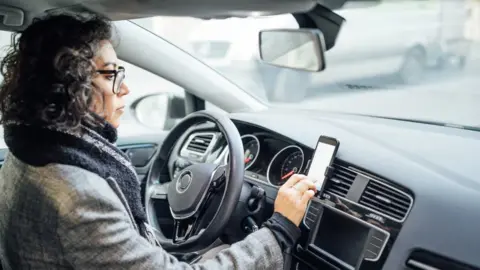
[294, 161, 413, 270]
[309, 206, 389, 269]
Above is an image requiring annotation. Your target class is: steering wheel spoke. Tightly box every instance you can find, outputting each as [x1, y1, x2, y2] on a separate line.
[149, 182, 169, 200]
[173, 217, 199, 244]
[210, 164, 228, 190]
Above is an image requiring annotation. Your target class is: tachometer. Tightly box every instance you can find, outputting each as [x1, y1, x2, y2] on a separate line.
[267, 145, 304, 186]
[223, 134, 260, 170]
[242, 135, 260, 170]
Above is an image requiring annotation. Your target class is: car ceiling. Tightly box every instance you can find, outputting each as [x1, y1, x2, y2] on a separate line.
[0, 0, 382, 50]
[0, 0, 321, 31]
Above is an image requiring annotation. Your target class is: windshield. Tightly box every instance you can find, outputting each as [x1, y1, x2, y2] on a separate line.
[133, 0, 479, 128]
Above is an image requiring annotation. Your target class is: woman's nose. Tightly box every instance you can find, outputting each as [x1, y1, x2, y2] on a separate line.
[119, 82, 130, 96]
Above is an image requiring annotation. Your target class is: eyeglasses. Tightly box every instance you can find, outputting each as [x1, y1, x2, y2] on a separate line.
[96, 66, 126, 94]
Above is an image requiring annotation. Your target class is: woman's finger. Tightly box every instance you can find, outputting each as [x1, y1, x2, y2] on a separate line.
[284, 174, 307, 188]
[292, 181, 309, 193]
[299, 179, 317, 193]
[300, 190, 315, 206]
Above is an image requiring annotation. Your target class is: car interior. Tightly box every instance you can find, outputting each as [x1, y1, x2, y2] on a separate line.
[1, 0, 480, 270]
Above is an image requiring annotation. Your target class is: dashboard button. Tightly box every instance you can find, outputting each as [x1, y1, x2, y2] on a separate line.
[364, 230, 388, 261]
[304, 201, 323, 228]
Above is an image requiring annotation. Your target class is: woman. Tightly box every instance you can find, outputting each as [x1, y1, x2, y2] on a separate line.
[0, 14, 317, 269]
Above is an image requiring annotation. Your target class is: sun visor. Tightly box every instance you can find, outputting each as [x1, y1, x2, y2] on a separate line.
[79, 0, 316, 20]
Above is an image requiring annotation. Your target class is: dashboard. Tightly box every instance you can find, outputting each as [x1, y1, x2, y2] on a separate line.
[176, 130, 310, 188]
[165, 108, 480, 270]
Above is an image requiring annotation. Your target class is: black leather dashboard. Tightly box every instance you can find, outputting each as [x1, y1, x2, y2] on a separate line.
[225, 108, 480, 270]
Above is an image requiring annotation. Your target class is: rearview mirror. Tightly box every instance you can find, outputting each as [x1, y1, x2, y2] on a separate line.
[131, 93, 186, 130]
[259, 29, 326, 72]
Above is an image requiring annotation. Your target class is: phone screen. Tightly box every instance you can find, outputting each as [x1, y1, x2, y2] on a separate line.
[308, 139, 337, 187]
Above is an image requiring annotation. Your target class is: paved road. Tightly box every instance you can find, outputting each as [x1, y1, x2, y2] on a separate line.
[300, 57, 480, 128]
[305, 44, 480, 100]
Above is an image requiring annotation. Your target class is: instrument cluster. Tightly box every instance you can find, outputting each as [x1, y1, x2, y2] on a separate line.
[221, 133, 308, 187]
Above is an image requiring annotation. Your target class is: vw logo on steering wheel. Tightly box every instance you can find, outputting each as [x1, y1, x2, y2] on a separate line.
[176, 171, 192, 193]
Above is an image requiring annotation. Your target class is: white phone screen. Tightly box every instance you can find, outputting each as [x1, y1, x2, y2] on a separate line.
[308, 140, 336, 187]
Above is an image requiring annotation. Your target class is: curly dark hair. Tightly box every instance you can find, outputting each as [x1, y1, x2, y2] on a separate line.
[0, 13, 113, 130]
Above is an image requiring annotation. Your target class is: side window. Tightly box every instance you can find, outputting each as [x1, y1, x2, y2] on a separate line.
[0, 30, 12, 82]
[118, 60, 185, 136]
[0, 30, 13, 149]
[118, 62, 227, 138]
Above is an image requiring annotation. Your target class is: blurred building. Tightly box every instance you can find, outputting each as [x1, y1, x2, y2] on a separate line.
[466, 0, 480, 41]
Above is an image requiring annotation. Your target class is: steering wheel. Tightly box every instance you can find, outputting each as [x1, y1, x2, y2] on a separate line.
[145, 110, 244, 253]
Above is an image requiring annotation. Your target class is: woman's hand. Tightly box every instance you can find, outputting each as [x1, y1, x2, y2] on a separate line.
[274, 174, 317, 226]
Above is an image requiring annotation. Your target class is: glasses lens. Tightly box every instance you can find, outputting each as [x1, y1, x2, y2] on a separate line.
[113, 70, 125, 94]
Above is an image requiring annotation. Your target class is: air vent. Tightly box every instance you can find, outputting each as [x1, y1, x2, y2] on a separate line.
[323, 163, 357, 198]
[185, 133, 214, 154]
[406, 249, 479, 270]
[360, 180, 412, 222]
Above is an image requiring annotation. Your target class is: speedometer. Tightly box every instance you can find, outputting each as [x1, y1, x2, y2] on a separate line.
[280, 151, 304, 182]
[267, 145, 305, 186]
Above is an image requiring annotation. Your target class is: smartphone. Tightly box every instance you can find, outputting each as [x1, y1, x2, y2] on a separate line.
[307, 136, 340, 191]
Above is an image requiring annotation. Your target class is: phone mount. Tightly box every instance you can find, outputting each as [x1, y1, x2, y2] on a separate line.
[324, 165, 335, 179]
[315, 165, 335, 192]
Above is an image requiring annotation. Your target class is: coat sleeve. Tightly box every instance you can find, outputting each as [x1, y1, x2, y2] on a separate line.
[56, 176, 284, 270]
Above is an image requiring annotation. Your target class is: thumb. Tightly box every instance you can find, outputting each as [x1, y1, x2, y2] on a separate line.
[300, 190, 315, 207]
